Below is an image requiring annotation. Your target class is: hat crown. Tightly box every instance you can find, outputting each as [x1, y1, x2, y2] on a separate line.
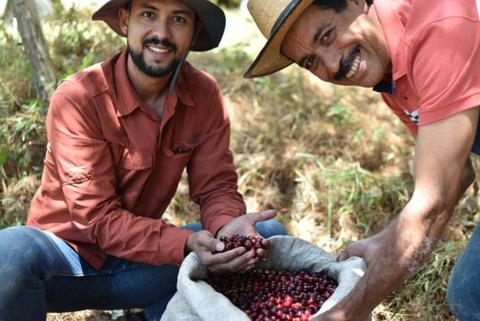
[247, 0, 295, 38]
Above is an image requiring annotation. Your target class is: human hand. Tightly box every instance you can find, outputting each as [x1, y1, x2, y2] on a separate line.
[309, 307, 350, 321]
[186, 230, 256, 273]
[337, 234, 383, 265]
[217, 210, 276, 264]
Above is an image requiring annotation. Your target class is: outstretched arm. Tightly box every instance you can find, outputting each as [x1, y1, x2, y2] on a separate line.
[314, 107, 478, 321]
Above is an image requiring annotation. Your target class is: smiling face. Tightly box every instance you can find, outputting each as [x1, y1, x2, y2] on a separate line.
[119, 0, 196, 78]
[281, 0, 391, 87]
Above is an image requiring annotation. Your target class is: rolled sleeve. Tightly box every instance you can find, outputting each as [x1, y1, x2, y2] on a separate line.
[187, 84, 246, 233]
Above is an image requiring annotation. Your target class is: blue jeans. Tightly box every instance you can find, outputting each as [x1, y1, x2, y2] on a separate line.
[447, 223, 480, 321]
[0, 220, 287, 321]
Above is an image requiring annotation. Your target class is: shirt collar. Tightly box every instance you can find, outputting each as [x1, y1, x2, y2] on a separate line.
[114, 50, 194, 117]
[373, 79, 395, 94]
[374, 0, 408, 81]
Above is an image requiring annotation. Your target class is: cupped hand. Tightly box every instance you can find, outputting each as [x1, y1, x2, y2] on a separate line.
[186, 230, 257, 273]
[217, 210, 276, 263]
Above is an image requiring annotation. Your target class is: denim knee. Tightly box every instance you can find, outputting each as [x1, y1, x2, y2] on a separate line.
[447, 225, 480, 321]
[0, 226, 54, 300]
[255, 219, 288, 238]
[0, 226, 51, 279]
[447, 267, 480, 321]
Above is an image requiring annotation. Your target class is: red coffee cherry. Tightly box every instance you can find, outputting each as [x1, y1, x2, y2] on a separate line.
[218, 234, 267, 256]
[208, 269, 338, 321]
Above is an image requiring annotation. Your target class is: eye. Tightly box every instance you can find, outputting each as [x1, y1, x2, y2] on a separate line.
[142, 11, 155, 19]
[321, 28, 335, 45]
[172, 15, 187, 24]
[304, 56, 317, 71]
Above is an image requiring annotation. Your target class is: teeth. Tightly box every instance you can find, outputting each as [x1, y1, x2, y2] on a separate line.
[148, 46, 169, 53]
[346, 54, 360, 79]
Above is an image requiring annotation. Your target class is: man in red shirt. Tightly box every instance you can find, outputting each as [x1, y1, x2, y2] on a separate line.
[0, 0, 286, 320]
[245, 0, 480, 320]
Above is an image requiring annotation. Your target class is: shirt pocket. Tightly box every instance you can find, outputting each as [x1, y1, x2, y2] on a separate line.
[118, 147, 154, 170]
[160, 136, 201, 165]
[163, 136, 200, 156]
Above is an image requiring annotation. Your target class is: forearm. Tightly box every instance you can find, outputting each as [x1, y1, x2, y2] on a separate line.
[93, 210, 193, 266]
[336, 159, 475, 320]
[340, 208, 448, 320]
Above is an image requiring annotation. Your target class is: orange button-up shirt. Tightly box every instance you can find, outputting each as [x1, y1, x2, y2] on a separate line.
[27, 50, 246, 269]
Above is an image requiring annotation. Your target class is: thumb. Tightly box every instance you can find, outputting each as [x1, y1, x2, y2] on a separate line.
[197, 231, 224, 252]
[247, 209, 276, 223]
[337, 241, 366, 261]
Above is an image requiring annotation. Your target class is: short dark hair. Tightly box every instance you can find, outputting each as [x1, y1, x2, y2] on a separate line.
[312, 0, 373, 12]
[124, 0, 132, 9]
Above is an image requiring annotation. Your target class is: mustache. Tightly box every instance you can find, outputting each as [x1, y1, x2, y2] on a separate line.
[334, 46, 360, 81]
[143, 38, 177, 53]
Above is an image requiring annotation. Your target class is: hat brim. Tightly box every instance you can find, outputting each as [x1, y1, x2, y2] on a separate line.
[244, 0, 313, 78]
[92, 0, 225, 52]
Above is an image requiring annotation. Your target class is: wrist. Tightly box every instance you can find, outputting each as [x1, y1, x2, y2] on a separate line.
[331, 280, 374, 321]
[184, 232, 195, 256]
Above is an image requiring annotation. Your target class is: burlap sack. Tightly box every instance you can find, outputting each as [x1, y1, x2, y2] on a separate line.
[161, 235, 370, 321]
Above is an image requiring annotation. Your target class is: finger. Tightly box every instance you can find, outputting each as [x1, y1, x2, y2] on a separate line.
[211, 250, 256, 273]
[246, 209, 276, 223]
[238, 258, 258, 272]
[204, 246, 246, 266]
[337, 242, 365, 261]
[337, 250, 350, 261]
[231, 257, 256, 273]
[254, 248, 269, 259]
[260, 238, 271, 248]
[197, 231, 225, 253]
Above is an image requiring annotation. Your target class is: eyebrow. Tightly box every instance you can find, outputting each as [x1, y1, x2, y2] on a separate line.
[312, 23, 331, 45]
[141, 3, 158, 10]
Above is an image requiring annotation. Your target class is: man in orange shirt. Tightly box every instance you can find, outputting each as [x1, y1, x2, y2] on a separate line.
[245, 0, 480, 320]
[0, 0, 286, 320]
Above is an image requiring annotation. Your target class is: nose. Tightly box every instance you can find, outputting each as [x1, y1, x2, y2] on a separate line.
[150, 17, 172, 41]
[317, 48, 341, 81]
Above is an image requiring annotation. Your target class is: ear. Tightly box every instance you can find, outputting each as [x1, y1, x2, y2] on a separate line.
[118, 8, 130, 35]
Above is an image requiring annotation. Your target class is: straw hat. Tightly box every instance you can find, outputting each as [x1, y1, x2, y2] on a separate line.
[244, 0, 314, 78]
[92, 0, 226, 52]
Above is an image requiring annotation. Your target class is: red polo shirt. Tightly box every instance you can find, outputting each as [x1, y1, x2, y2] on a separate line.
[27, 50, 246, 269]
[374, 0, 480, 133]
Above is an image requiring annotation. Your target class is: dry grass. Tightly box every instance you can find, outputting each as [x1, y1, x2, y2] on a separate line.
[47, 311, 112, 321]
[1, 6, 478, 321]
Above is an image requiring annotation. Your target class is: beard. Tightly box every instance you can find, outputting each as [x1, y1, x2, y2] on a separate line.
[128, 38, 180, 78]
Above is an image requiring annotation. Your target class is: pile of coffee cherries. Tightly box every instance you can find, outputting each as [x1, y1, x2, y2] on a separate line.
[218, 234, 266, 256]
[208, 269, 337, 321]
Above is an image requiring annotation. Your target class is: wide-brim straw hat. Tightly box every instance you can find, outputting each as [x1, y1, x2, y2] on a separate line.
[244, 0, 314, 78]
[92, 0, 226, 52]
